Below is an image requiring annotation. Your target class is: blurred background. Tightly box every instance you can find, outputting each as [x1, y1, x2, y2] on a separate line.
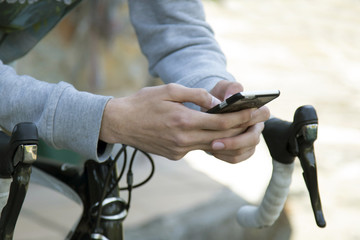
[13, 0, 360, 239]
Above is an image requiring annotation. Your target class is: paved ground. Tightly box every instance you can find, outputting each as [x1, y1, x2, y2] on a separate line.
[12, 0, 360, 239]
[200, 1, 360, 239]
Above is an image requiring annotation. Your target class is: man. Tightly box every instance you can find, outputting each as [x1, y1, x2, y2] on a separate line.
[0, 0, 269, 163]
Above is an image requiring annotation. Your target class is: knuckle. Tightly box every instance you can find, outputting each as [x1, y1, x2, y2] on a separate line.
[243, 110, 253, 122]
[172, 113, 193, 129]
[173, 134, 189, 148]
[168, 148, 186, 160]
[198, 88, 209, 99]
[166, 83, 180, 98]
[173, 154, 185, 160]
[216, 119, 231, 130]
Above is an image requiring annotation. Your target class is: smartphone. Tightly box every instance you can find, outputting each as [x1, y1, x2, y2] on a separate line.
[207, 90, 280, 114]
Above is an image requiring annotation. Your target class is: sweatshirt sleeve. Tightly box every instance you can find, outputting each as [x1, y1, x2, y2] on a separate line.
[0, 61, 113, 161]
[128, 0, 236, 94]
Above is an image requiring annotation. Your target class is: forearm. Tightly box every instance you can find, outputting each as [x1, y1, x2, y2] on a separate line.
[128, 0, 236, 92]
[0, 61, 113, 161]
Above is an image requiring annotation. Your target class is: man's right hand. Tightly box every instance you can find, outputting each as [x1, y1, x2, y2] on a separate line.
[99, 83, 267, 163]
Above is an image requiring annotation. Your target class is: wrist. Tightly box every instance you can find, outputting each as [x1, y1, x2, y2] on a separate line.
[99, 98, 119, 144]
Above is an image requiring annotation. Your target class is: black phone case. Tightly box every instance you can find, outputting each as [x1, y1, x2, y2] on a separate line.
[207, 92, 279, 114]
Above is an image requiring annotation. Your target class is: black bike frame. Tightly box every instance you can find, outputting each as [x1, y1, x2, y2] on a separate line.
[33, 158, 127, 240]
[0, 122, 127, 240]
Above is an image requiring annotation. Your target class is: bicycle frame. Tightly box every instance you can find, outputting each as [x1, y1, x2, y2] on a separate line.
[0, 123, 127, 240]
[33, 158, 127, 240]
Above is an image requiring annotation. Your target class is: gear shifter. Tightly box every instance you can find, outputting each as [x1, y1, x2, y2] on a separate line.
[291, 106, 326, 228]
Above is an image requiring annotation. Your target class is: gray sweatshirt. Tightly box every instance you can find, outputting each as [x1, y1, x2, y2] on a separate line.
[0, 0, 235, 161]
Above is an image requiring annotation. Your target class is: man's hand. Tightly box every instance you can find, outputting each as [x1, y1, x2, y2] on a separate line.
[208, 80, 270, 163]
[99, 83, 265, 163]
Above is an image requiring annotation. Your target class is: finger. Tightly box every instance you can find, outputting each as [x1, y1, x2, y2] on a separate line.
[165, 83, 218, 110]
[211, 122, 265, 151]
[212, 147, 256, 164]
[167, 127, 248, 153]
[224, 82, 244, 100]
[209, 145, 255, 157]
[242, 106, 270, 127]
[188, 108, 256, 131]
[211, 80, 244, 101]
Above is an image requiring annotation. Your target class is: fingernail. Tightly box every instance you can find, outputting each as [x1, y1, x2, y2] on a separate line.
[212, 142, 225, 150]
[211, 96, 221, 108]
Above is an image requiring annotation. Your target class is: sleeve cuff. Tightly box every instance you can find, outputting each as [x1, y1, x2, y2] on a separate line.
[39, 82, 114, 162]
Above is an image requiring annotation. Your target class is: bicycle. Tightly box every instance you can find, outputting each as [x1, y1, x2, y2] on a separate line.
[0, 105, 326, 240]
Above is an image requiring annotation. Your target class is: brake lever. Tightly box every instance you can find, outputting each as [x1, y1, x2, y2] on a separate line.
[289, 106, 326, 228]
[239, 105, 326, 229]
[0, 123, 38, 239]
